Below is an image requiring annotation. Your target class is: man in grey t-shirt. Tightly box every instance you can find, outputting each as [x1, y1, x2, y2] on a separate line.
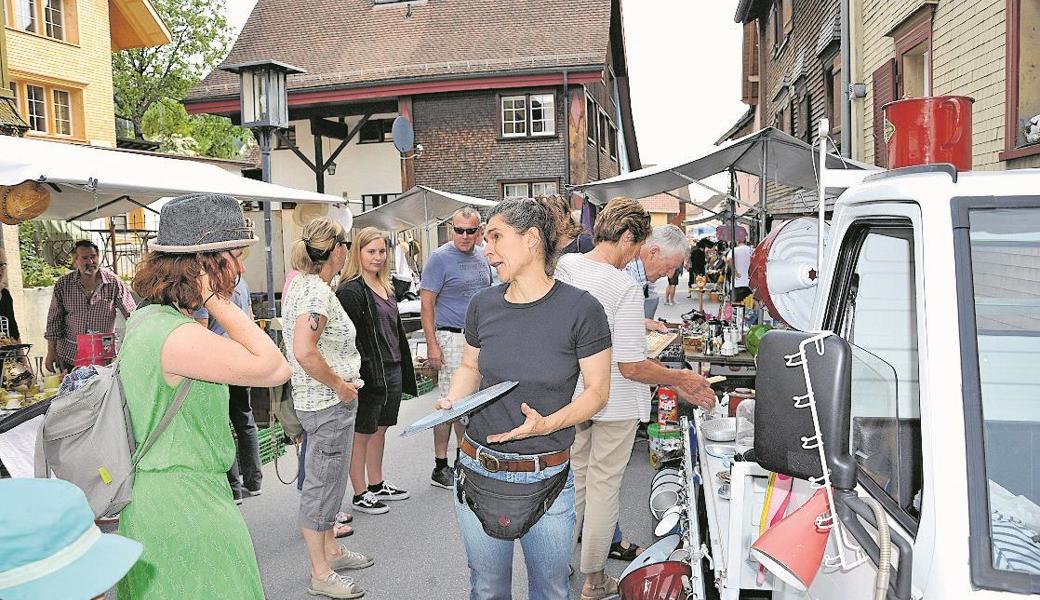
[420, 207, 492, 488]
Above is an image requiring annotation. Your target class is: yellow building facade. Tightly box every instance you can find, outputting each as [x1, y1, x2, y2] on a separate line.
[3, 0, 169, 146]
[855, 0, 1040, 170]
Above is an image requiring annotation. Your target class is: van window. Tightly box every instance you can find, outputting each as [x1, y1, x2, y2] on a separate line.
[966, 207, 1040, 578]
[829, 223, 924, 528]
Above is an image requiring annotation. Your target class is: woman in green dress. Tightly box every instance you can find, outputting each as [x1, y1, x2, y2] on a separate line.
[117, 193, 291, 599]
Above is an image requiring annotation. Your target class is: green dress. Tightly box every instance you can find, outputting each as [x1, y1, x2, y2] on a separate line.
[116, 304, 264, 600]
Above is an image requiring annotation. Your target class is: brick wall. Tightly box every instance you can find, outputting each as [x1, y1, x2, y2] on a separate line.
[858, 0, 1039, 170]
[5, 0, 117, 145]
[412, 89, 568, 200]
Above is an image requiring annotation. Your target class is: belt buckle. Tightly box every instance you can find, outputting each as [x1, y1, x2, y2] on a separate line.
[477, 451, 501, 473]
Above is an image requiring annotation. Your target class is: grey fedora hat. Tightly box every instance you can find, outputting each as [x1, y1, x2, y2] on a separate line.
[150, 193, 259, 253]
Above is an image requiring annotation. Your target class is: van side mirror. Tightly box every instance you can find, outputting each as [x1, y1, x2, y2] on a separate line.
[753, 330, 857, 490]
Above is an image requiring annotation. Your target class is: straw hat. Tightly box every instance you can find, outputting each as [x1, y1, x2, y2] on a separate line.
[0, 181, 50, 225]
[293, 202, 330, 227]
[150, 192, 258, 253]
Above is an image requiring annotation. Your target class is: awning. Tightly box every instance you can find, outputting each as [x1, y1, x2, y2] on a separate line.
[573, 127, 876, 205]
[0, 135, 344, 222]
[351, 185, 497, 231]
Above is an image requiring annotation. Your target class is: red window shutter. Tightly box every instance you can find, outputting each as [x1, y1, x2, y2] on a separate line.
[872, 59, 898, 168]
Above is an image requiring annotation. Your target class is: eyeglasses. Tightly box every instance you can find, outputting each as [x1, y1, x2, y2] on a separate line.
[453, 226, 480, 235]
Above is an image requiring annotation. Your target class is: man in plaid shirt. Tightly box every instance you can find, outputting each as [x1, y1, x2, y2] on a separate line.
[44, 240, 137, 373]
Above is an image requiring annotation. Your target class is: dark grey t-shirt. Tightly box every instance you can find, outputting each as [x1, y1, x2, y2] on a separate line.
[464, 281, 612, 454]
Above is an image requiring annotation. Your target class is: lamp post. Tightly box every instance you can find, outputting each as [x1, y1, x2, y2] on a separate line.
[221, 59, 305, 322]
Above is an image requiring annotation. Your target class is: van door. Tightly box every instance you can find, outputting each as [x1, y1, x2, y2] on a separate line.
[808, 208, 929, 599]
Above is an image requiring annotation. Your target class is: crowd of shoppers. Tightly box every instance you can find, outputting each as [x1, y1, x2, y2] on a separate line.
[24, 189, 728, 600]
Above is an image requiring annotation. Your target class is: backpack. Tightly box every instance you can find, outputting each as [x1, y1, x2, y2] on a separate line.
[34, 320, 193, 518]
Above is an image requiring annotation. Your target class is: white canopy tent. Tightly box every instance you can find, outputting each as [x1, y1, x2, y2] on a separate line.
[573, 127, 878, 305]
[0, 135, 344, 222]
[0, 135, 347, 319]
[352, 185, 497, 266]
[575, 127, 876, 207]
[352, 185, 497, 231]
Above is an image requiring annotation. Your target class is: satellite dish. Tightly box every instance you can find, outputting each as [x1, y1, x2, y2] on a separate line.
[749, 217, 829, 332]
[391, 116, 415, 154]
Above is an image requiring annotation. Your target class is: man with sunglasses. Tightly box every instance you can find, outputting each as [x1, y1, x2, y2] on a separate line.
[419, 207, 491, 489]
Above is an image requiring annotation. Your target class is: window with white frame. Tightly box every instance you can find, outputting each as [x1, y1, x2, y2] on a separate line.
[531, 181, 557, 197]
[608, 124, 618, 160]
[501, 96, 527, 137]
[586, 97, 596, 145]
[502, 181, 557, 199]
[500, 93, 555, 138]
[52, 89, 71, 135]
[502, 183, 529, 199]
[26, 84, 45, 132]
[530, 94, 554, 135]
[44, 0, 63, 39]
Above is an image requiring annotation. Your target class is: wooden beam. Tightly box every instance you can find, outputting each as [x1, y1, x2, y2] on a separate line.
[311, 117, 351, 140]
[274, 129, 317, 172]
[323, 113, 371, 172]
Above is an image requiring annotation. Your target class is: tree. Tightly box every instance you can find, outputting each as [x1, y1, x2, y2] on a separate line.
[142, 98, 253, 160]
[112, 0, 232, 139]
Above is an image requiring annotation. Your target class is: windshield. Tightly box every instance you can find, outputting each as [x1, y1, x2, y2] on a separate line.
[966, 207, 1040, 578]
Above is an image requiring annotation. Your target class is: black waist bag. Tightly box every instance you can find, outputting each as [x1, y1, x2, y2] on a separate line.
[456, 463, 570, 541]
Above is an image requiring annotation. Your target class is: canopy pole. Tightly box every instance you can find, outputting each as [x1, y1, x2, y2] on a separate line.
[729, 168, 738, 305]
[760, 137, 768, 243]
[422, 189, 430, 269]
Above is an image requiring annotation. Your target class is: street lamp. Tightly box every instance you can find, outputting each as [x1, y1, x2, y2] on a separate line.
[221, 59, 305, 322]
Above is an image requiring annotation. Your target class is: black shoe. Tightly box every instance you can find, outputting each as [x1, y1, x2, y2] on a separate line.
[352, 491, 390, 515]
[431, 465, 454, 489]
[370, 480, 410, 501]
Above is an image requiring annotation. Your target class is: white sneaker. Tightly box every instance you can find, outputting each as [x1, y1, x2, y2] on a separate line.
[328, 545, 374, 570]
[308, 572, 364, 598]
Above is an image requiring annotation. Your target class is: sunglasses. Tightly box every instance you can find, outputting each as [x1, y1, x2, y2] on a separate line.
[453, 226, 480, 235]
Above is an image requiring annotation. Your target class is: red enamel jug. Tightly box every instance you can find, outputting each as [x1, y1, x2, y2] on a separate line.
[883, 96, 974, 170]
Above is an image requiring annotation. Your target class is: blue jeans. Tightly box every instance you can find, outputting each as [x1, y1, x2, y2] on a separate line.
[453, 446, 575, 600]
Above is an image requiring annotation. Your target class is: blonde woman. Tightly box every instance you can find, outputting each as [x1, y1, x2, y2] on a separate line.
[336, 227, 417, 516]
[283, 217, 372, 599]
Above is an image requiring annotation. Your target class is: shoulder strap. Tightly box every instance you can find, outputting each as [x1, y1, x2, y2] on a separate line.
[130, 378, 193, 468]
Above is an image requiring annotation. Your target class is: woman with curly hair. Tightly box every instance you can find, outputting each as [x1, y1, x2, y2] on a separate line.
[117, 193, 290, 600]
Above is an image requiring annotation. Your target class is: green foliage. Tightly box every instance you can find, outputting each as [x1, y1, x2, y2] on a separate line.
[141, 98, 253, 159]
[112, 0, 239, 155]
[18, 222, 69, 288]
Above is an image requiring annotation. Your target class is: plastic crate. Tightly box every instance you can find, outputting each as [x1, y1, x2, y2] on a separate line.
[402, 375, 435, 401]
[257, 422, 286, 465]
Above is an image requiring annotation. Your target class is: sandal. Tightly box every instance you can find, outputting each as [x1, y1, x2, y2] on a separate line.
[580, 575, 619, 600]
[333, 523, 353, 539]
[607, 540, 643, 561]
[336, 512, 353, 524]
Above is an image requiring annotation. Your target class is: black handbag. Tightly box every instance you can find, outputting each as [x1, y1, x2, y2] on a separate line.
[456, 463, 570, 541]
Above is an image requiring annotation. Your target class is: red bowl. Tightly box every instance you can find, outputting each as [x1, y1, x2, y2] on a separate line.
[619, 560, 692, 600]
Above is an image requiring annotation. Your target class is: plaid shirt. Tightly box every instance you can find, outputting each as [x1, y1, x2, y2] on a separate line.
[45, 268, 137, 367]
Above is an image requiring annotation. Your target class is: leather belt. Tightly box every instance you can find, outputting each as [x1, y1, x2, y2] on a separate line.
[460, 437, 569, 473]
[437, 326, 463, 333]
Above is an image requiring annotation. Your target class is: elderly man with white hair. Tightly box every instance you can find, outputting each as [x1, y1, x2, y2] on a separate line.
[624, 224, 689, 331]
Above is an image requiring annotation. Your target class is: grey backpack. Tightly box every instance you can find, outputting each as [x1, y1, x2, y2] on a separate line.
[35, 354, 192, 518]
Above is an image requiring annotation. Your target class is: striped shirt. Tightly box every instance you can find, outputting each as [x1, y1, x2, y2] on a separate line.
[556, 253, 651, 422]
[45, 268, 137, 367]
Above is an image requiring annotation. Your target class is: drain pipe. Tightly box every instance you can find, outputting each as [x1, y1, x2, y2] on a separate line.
[840, 0, 852, 156]
[563, 69, 570, 187]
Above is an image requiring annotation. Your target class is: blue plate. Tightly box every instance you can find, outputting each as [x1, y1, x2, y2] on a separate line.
[400, 381, 519, 437]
